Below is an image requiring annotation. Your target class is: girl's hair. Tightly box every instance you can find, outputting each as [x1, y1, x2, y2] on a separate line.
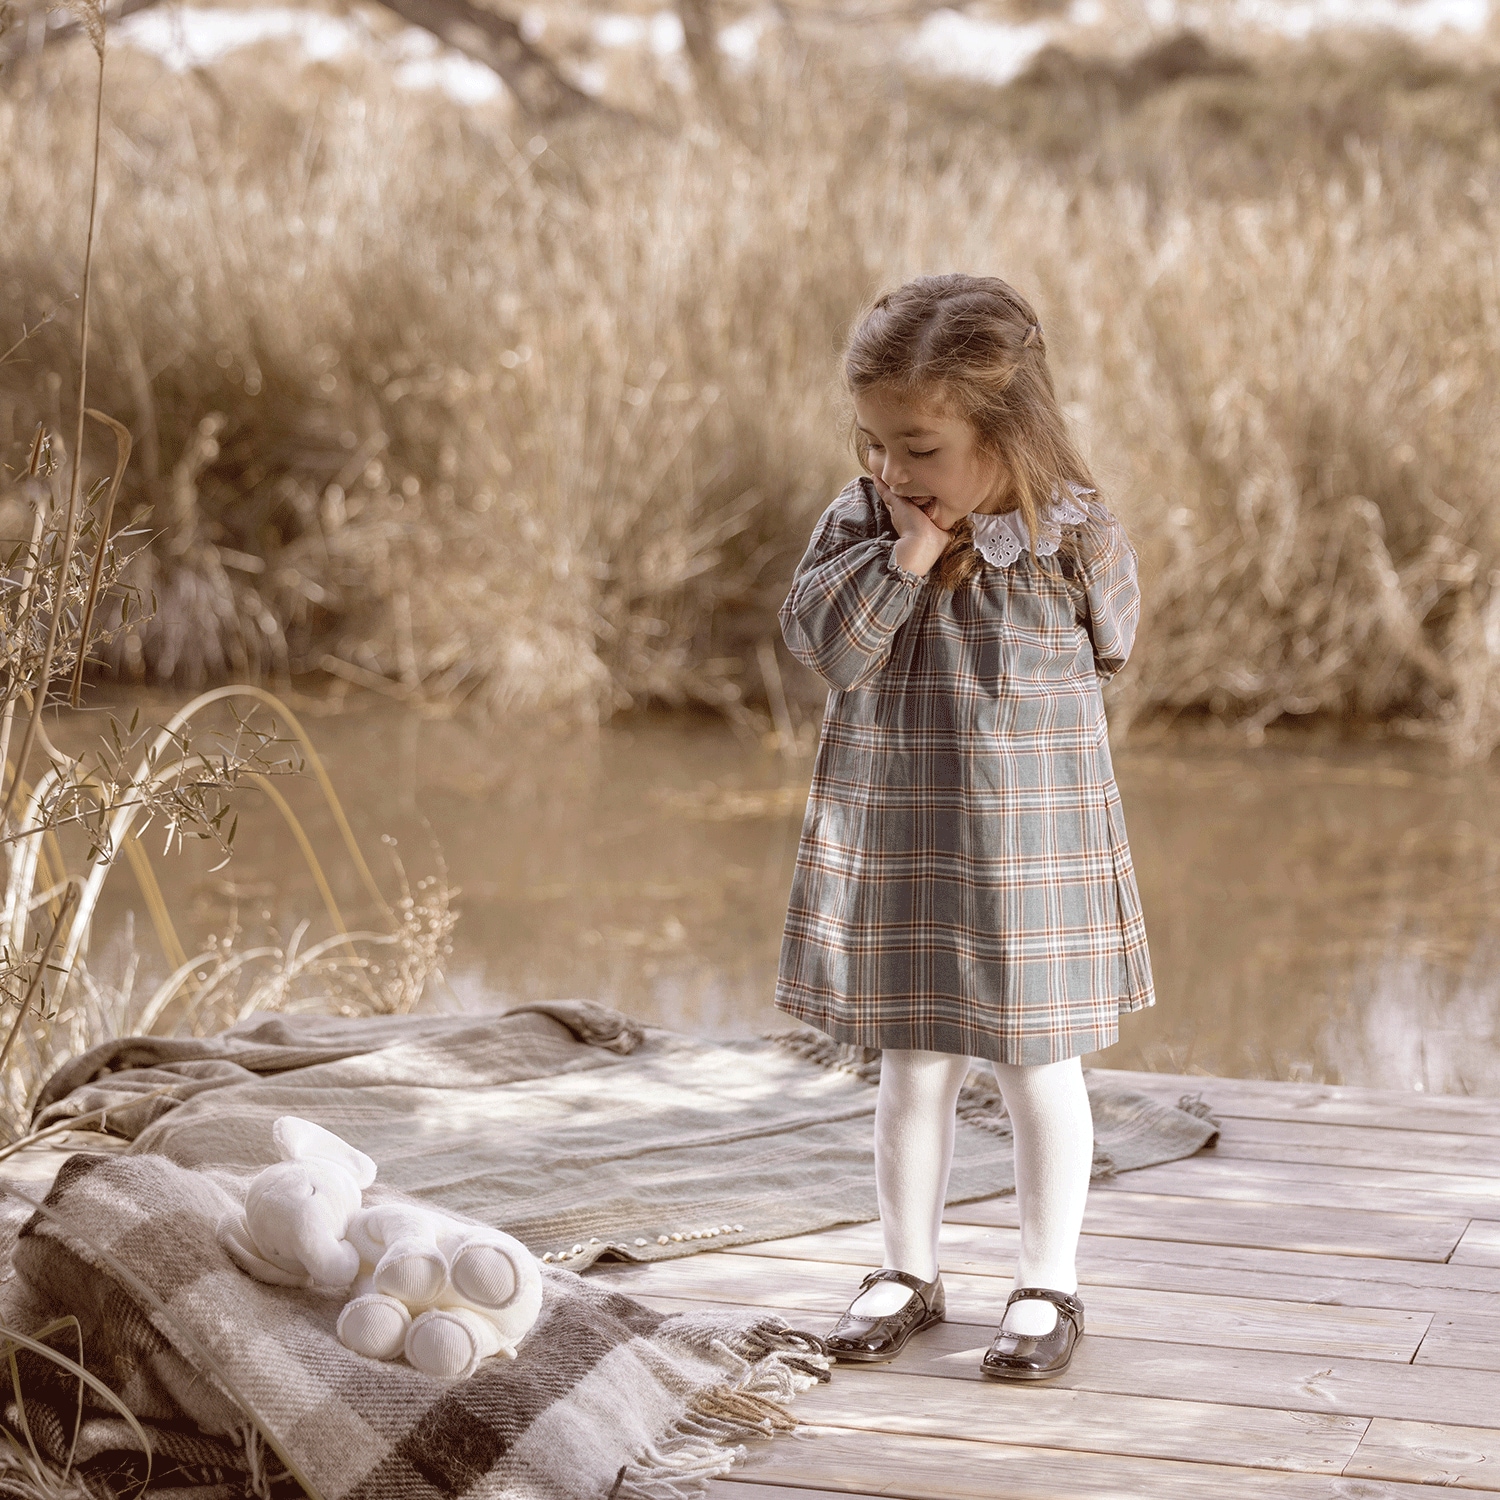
[844, 274, 1096, 590]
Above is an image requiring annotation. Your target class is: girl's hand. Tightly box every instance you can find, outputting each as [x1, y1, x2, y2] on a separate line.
[873, 476, 950, 578]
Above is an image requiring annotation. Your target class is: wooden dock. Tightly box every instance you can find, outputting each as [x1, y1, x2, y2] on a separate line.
[589, 1069, 1500, 1499]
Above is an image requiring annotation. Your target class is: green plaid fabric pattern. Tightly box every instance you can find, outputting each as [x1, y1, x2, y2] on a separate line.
[776, 478, 1155, 1064]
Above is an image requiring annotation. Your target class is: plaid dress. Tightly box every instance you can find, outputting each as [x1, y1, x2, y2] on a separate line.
[775, 477, 1154, 1064]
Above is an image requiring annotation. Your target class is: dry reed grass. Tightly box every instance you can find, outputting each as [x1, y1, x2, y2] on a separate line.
[0, 680, 460, 1137]
[2, 31, 1498, 752]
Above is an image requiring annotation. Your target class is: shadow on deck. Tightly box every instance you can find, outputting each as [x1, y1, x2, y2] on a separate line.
[586, 1069, 1500, 1499]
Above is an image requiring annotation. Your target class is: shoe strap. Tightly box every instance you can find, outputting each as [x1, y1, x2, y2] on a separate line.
[1006, 1287, 1084, 1329]
[858, 1268, 939, 1312]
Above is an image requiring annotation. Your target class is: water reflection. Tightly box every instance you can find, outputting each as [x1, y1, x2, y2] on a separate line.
[1107, 747, 1500, 1092]
[76, 701, 1500, 1095]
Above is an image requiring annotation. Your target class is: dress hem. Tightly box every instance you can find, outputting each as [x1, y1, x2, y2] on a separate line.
[774, 994, 1153, 1066]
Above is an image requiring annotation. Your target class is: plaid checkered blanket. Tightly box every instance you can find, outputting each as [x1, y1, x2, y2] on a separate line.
[4, 1151, 828, 1500]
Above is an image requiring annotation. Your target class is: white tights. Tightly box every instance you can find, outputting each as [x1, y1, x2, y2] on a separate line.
[848, 1049, 1094, 1336]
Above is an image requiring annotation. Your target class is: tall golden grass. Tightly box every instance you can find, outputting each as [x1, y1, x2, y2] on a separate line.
[2, 32, 1498, 752]
[0, 678, 458, 1133]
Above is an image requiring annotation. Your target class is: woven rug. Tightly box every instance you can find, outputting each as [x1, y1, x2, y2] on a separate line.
[2, 1149, 828, 1500]
[29, 1002, 1218, 1272]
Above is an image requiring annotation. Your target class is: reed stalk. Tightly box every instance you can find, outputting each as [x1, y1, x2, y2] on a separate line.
[0, 883, 77, 1094]
[1, 20, 106, 826]
[0, 431, 52, 791]
[67, 410, 132, 705]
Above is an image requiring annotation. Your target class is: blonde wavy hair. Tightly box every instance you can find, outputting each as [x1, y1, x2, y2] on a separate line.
[844, 274, 1097, 590]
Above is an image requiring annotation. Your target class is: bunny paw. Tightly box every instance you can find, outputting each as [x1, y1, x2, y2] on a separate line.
[338, 1294, 412, 1361]
[374, 1243, 448, 1305]
[405, 1308, 506, 1379]
[449, 1242, 519, 1309]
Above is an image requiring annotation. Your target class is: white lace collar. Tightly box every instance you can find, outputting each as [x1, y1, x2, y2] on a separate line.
[968, 484, 1092, 569]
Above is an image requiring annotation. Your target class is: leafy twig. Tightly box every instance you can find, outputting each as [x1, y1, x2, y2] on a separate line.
[0, 882, 78, 1086]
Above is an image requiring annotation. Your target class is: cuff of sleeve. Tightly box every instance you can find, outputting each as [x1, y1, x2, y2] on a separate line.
[885, 549, 927, 590]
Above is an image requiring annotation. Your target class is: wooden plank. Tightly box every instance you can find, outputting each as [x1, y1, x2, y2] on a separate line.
[1066, 1226, 1500, 1306]
[1345, 1418, 1500, 1491]
[712, 1486, 880, 1500]
[721, 1220, 1500, 1313]
[736, 1217, 1500, 1311]
[734, 1425, 1500, 1499]
[785, 1367, 1367, 1474]
[1092, 1069, 1500, 1137]
[1453, 1221, 1500, 1268]
[1204, 1116, 1500, 1173]
[1414, 1308, 1500, 1371]
[593, 1252, 1431, 1361]
[633, 1298, 1500, 1430]
[945, 1190, 1467, 1262]
[1091, 1154, 1500, 1220]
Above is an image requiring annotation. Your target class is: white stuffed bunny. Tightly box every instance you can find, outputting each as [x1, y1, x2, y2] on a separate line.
[220, 1116, 543, 1380]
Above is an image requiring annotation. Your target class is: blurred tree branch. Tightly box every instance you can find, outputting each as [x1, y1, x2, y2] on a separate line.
[374, 0, 594, 117]
[675, 0, 724, 105]
[1, 0, 595, 118]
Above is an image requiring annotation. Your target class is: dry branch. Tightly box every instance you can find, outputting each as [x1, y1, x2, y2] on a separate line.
[676, 0, 724, 104]
[375, 0, 594, 117]
[2, 0, 595, 117]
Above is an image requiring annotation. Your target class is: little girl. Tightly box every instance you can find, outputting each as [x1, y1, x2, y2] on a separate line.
[776, 274, 1153, 1380]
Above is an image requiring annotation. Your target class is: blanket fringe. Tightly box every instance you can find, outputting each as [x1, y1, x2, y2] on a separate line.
[239, 1423, 300, 1500]
[1176, 1092, 1222, 1146]
[1177, 1091, 1220, 1125]
[609, 1321, 829, 1500]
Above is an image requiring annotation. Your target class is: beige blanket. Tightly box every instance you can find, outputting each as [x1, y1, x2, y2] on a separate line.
[31, 1003, 1218, 1270]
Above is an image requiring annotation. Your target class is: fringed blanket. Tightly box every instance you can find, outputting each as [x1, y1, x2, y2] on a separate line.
[5, 1151, 829, 1500]
[28, 1003, 1219, 1272]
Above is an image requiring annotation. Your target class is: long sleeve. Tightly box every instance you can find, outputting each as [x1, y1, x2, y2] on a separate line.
[1068, 504, 1141, 683]
[779, 480, 924, 691]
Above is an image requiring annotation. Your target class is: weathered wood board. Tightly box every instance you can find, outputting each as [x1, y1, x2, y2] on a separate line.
[721, 1218, 1500, 1310]
[784, 1367, 1370, 1473]
[1414, 1308, 1500, 1370]
[1344, 1418, 1500, 1491]
[711, 1486, 883, 1500]
[590, 1252, 1432, 1360]
[731, 1425, 1500, 1499]
[1090, 1154, 1500, 1218]
[945, 1188, 1468, 1260]
[1207, 1118, 1500, 1173]
[1092, 1069, 1500, 1137]
[1452, 1220, 1500, 1268]
[629, 1292, 1500, 1430]
[642, 1073, 1500, 1496]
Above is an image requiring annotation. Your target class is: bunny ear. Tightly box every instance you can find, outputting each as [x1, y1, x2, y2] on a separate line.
[272, 1117, 378, 1188]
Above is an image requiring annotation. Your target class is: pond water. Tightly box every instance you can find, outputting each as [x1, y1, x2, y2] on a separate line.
[69, 697, 1500, 1096]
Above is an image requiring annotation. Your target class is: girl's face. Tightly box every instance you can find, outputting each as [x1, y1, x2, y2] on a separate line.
[853, 387, 1005, 532]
